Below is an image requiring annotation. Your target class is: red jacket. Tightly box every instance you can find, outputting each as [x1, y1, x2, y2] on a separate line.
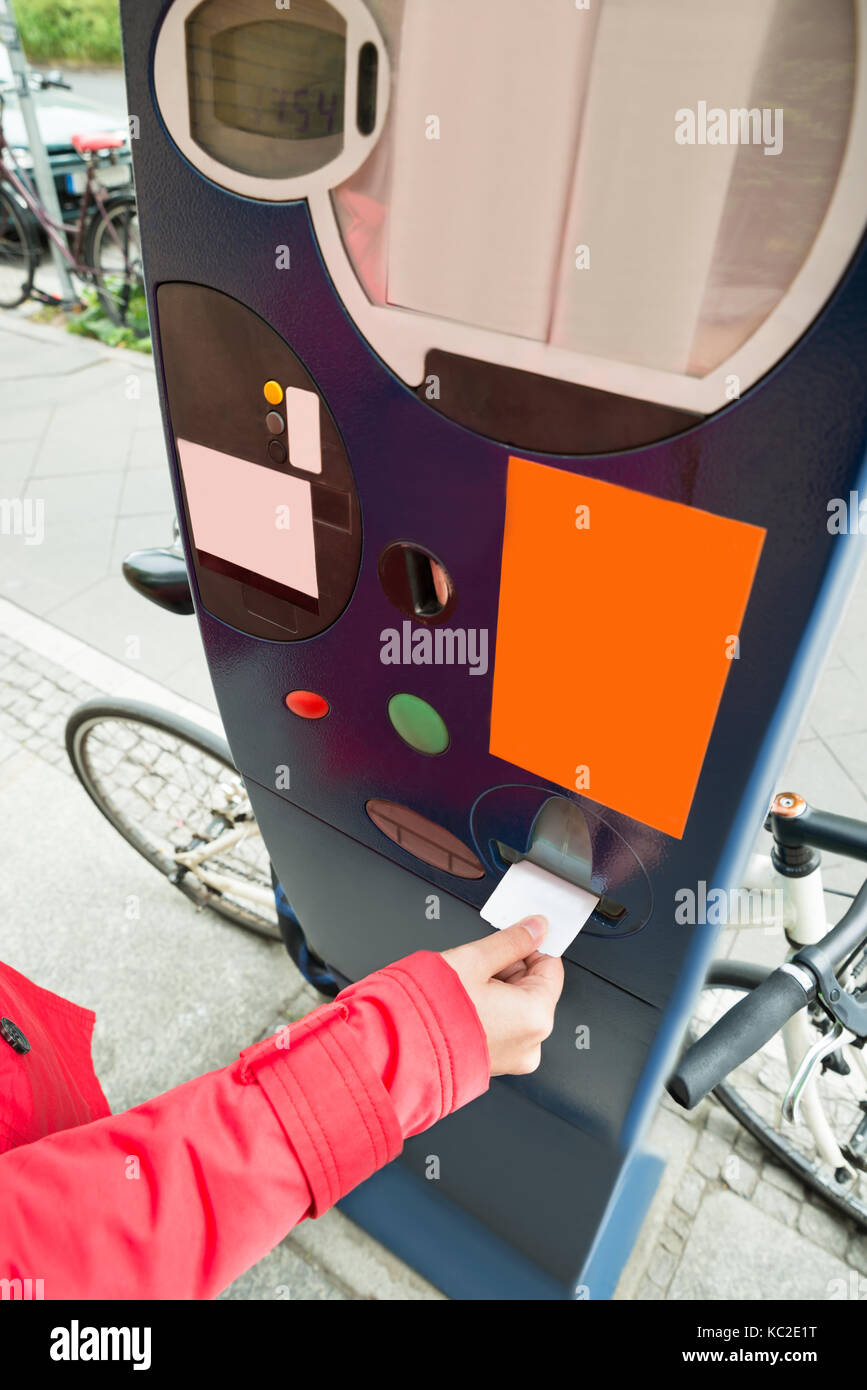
[0, 952, 489, 1299]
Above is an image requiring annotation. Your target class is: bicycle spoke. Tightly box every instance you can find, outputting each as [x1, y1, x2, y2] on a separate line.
[78, 717, 277, 932]
[87, 198, 146, 333]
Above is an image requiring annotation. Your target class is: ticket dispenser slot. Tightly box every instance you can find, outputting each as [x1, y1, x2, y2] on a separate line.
[472, 787, 652, 943]
[495, 800, 628, 932]
[494, 840, 628, 927]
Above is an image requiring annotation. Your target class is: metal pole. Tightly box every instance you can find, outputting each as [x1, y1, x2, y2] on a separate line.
[0, 0, 77, 303]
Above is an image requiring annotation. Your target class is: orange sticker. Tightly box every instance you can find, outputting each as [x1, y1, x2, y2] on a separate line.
[489, 457, 766, 839]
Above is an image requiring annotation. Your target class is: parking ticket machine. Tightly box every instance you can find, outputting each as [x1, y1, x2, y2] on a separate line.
[120, 0, 867, 1297]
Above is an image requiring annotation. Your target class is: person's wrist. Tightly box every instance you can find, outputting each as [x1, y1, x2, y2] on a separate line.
[339, 950, 491, 1135]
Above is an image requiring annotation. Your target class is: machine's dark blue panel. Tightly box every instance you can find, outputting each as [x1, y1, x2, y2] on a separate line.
[247, 778, 661, 1149]
[120, 0, 867, 1297]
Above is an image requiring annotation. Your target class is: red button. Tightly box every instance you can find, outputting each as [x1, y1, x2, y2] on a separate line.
[285, 690, 330, 719]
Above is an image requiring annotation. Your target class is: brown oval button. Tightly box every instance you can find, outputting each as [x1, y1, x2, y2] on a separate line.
[0, 1017, 30, 1055]
[366, 799, 485, 879]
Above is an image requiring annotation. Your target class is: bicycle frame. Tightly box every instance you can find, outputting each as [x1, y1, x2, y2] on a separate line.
[173, 818, 276, 910]
[158, 757, 276, 912]
[737, 849, 867, 1176]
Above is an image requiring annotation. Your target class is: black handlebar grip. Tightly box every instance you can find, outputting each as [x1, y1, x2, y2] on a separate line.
[667, 967, 813, 1109]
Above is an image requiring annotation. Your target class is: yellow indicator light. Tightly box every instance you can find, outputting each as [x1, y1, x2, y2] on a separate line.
[263, 380, 283, 405]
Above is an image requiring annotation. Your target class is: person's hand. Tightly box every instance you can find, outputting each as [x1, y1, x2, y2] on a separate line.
[441, 917, 564, 1077]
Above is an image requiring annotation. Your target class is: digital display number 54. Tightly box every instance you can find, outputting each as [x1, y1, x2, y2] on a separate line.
[269, 86, 341, 137]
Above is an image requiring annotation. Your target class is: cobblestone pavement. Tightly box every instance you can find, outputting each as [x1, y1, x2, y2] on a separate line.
[617, 1090, 867, 1301]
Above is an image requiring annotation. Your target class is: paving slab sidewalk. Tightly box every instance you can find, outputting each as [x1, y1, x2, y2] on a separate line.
[0, 314, 215, 707]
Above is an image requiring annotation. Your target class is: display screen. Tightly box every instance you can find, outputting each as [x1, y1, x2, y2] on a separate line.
[185, 0, 347, 178]
[177, 439, 319, 606]
[211, 20, 345, 140]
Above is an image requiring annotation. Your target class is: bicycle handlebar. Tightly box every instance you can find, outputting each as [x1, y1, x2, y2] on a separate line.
[669, 878, 867, 1109]
[0, 75, 71, 124]
[667, 964, 815, 1109]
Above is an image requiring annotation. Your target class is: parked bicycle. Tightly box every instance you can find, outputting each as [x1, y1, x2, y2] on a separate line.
[0, 74, 143, 332]
[670, 796, 867, 1230]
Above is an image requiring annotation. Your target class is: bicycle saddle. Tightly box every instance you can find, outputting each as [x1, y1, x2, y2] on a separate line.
[71, 133, 126, 154]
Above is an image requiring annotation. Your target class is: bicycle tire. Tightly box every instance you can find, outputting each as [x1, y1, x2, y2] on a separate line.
[82, 192, 146, 335]
[694, 960, 867, 1231]
[65, 697, 281, 940]
[0, 186, 36, 309]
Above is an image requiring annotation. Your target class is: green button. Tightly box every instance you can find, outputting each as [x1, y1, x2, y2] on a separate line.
[387, 693, 450, 755]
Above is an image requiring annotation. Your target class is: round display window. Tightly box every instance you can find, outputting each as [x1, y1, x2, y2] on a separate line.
[154, 0, 389, 199]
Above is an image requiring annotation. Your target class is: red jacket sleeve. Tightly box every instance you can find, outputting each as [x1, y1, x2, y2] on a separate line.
[0, 951, 489, 1300]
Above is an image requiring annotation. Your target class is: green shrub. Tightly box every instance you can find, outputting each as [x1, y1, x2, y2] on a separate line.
[66, 287, 152, 353]
[13, 0, 122, 67]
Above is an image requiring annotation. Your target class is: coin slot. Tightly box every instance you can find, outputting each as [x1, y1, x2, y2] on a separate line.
[406, 548, 444, 618]
[378, 541, 456, 624]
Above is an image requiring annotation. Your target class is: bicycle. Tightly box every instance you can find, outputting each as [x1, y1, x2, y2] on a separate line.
[0, 75, 144, 333]
[670, 794, 867, 1230]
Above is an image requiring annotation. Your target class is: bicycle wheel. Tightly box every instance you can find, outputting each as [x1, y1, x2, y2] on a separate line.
[66, 698, 280, 939]
[82, 192, 146, 335]
[691, 960, 867, 1230]
[0, 187, 36, 309]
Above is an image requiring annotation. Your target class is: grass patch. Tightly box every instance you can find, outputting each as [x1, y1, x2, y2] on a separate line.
[13, 0, 123, 67]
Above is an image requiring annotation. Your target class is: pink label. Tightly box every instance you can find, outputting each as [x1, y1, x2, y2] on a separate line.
[177, 439, 319, 599]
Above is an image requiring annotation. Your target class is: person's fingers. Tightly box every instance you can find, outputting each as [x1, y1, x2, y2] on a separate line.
[515, 1044, 543, 1076]
[495, 960, 527, 982]
[466, 916, 549, 977]
[495, 949, 547, 983]
[516, 951, 566, 1006]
